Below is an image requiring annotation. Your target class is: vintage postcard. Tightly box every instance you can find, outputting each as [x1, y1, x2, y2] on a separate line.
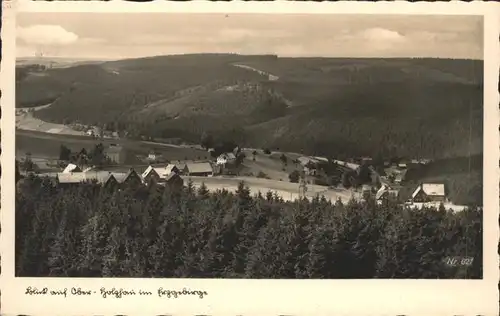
[1, 1, 499, 315]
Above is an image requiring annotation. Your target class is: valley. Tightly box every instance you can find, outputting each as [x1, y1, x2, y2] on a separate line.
[15, 54, 484, 206]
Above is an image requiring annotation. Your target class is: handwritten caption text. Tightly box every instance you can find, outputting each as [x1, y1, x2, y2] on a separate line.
[25, 287, 208, 299]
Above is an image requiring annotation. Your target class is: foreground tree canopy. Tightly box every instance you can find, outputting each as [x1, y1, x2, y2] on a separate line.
[16, 175, 482, 279]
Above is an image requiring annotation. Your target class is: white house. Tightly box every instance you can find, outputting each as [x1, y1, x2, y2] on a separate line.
[148, 152, 157, 161]
[216, 153, 236, 166]
[411, 183, 446, 203]
[144, 164, 182, 180]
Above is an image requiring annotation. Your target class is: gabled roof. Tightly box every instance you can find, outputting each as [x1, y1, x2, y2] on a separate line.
[376, 188, 399, 200]
[312, 156, 329, 162]
[376, 189, 386, 200]
[165, 163, 180, 174]
[412, 183, 445, 199]
[165, 172, 182, 182]
[147, 164, 180, 178]
[142, 165, 157, 178]
[176, 163, 187, 170]
[121, 169, 141, 183]
[103, 173, 118, 185]
[62, 163, 81, 173]
[186, 162, 213, 174]
[82, 166, 94, 172]
[110, 172, 128, 183]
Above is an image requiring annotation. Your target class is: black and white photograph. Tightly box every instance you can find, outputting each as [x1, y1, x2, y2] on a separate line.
[12, 11, 486, 281]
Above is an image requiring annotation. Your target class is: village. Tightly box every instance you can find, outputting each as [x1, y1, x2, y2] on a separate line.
[15, 139, 468, 212]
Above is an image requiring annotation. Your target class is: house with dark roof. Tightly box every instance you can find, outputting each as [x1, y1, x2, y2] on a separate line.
[165, 172, 184, 189]
[86, 171, 122, 188]
[142, 166, 161, 184]
[118, 169, 142, 187]
[102, 173, 119, 189]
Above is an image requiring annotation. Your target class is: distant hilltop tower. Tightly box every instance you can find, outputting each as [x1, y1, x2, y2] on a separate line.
[35, 50, 53, 69]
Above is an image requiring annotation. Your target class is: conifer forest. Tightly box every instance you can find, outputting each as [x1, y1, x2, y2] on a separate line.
[16, 176, 482, 279]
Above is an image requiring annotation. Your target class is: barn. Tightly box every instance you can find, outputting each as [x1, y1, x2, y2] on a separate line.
[185, 162, 213, 177]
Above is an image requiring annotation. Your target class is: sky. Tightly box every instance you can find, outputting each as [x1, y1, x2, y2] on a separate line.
[16, 13, 484, 60]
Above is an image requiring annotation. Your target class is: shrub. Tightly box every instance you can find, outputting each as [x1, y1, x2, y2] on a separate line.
[289, 170, 300, 183]
[257, 171, 269, 179]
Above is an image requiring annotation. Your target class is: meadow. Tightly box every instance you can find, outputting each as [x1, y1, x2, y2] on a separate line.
[16, 130, 208, 163]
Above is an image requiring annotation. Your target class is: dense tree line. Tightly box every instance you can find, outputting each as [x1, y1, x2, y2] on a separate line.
[59, 143, 111, 167]
[16, 175, 482, 279]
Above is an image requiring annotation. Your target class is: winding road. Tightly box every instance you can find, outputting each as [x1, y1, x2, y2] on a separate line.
[232, 63, 280, 81]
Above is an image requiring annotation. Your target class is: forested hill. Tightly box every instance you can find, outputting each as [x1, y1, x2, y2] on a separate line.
[16, 176, 482, 278]
[16, 54, 483, 159]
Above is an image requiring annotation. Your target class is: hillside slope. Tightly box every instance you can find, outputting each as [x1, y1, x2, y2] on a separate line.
[16, 54, 483, 159]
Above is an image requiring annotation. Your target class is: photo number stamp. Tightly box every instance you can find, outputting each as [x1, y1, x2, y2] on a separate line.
[443, 256, 474, 267]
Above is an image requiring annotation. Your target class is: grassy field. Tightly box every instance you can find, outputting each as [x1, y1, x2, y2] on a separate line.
[238, 149, 303, 181]
[16, 112, 85, 136]
[16, 129, 208, 162]
[185, 175, 359, 203]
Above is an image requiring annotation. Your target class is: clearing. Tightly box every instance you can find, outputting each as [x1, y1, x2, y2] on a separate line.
[185, 175, 359, 203]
